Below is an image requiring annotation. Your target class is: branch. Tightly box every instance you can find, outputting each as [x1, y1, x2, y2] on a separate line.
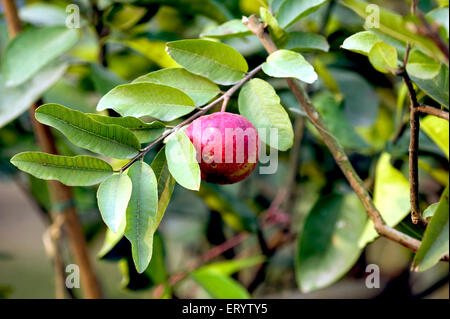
[2, 0, 102, 298]
[120, 64, 263, 172]
[417, 105, 449, 120]
[415, 10, 449, 64]
[243, 15, 448, 259]
[401, 46, 424, 225]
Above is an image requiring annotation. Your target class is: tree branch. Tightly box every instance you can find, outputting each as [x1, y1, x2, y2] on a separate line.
[119, 64, 263, 172]
[2, 0, 102, 298]
[243, 14, 448, 260]
[416, 105, 449, 120]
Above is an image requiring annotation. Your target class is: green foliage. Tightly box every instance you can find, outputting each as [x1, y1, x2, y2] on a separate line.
[1, 26, 79, 86]
[341, 31, 380, 55]
[97, 82, 196, 121]
[35, 104, 141, 159]
[190, 268, 250, 299]
[406, 49, 441, 79]
[166, 40, 248, 85]
[133, 68, 220, 106]
[296, 194, 367, 293]
[276, 0, 329, 28]
[368, 42, 398, 74]
[238, 79, 294, 151]
[200, 20, 251, 39]
[125, 160, 159, 273]
[164, 129, 201, 191]
[262, 49, 318, 83]
[421, 116, 449, 159]
[10, 152, 113, 186]
[97, 174, 132, 233]
[413, 187, 449, 271]
[285, 32, 329, 52]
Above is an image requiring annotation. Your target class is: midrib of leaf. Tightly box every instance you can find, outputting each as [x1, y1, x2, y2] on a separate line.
[13, 159, 111, 173]
[249, 84, 280, 129]
[169, 47, 245, 74]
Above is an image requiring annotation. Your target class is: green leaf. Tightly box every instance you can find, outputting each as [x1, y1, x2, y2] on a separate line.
[88, 63, 125, 95]
[0, 62, 67, 128]
[10, 152, 113, 186]
[97, 83, 196, 121]
[276, 0, 329, 28]
[164, 130, 201, 191]
[87, 114, 166, 144]
[200, 19, 252, 39]
[406, 49, 441, 80]
[411, 65, 449, 108]
[413, 186, 449, 272]
[260, 7, 289, 47]
[151, 147, 176, 230]
[368, 42, 398, 74]
[296, 194, 367, 293]
[133, 68, 220, 106]
[262, 49, 318, 84]
[19, 3, 68, 26]
[1, 26, 79, 86]
[423, 202, 439, 221]
[285, 32, 329, 52]
[125, 160, 158, 273]
[97, 173, 132, 233]
[342, 0, 446, 64]
[121, 38, 179, 69]
[238, 79, 294, 151]
[358, 153, 410, 247]
[427, 7, 449, 39]
[35, 104, 141, 159]
[166, 39, 248, 85]
[312, 92, 368, 150]
[341, 31, 380, 55]
[421, 115, 449, 159]
[97, 227, 125, 259]
[201, 255, 266, 276]
[190, 268, 250, 299]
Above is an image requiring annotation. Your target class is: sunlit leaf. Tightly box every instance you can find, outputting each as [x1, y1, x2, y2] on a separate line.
[35, 104, 141, 159]
[341, 31, 380, 55]
[411, 65, 449, 108]
[358, 153, 410, 247]
[164, 129, 201, 191]
[238, 79, 294, 151]
[10, 152, 113, 186]
[97, 173, 132, 233]
[260, 7, 289, 47]
[368, 42, 398, 74]
[166, 39, 248, 85]
[406, 49, 441, 80]
[97, 83, 196, 121]
[200, 19, 251, 39]
[190, 268, 250, 299]
[263, 49, 318, 84]
[133, 68, 220, 106]
[421, 115, 449, 159]
[276, 0, 329, 28]
[286, 32, 329, 52]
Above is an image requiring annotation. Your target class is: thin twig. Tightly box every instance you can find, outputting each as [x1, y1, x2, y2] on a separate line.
[243, 14, 448, 260]
[120, 64, 263, 173]
[417, 105, 449, 120]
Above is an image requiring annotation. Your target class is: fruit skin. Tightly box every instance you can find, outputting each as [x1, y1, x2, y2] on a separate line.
[185, 112, 259, 184]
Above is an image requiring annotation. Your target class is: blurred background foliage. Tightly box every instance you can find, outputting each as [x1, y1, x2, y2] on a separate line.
[0, 0, 448, 298]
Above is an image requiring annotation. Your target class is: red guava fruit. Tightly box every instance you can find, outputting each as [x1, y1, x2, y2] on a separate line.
[185, 112, 259, 184]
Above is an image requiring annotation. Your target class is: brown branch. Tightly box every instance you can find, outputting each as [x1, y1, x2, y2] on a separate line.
[243, 15, 448, 259]
[417, 105, 449, 120]
[401, 46, 423, 225]
[120, 64, 263, 172]
[2, 0, 102, 298]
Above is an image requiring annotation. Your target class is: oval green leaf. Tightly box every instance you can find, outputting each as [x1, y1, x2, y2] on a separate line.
[341, 31, 380, 55]
[1, 26, 79, 86]
[406, 49, 441, 80]
[35, 104, 141, 159]
[410, 65, 449, 108]
[238, 79, 294, 151]
[190, 268, 250, 299]
[125, 160, 158, 273]
[421, 115, 449, 159]
[97, 82, 196, 121]
[88, 114, 166, 144]
[133, 68, 220, 106]
[166, 39, 248, 85]
[164, 129, 200, 191]
[413, 186, 449, 272]
[97, 173, 132, 233]
[276, 0, 329, 28]
[200, 19, 251, 40]
[10, 152, 113, 186]
[368, 42, 398, 73]
[262, 49, 318, 84]
[286, 32, 330, 52]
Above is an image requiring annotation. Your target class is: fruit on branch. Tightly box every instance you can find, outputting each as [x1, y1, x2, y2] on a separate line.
[185, 112, 259, 184]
